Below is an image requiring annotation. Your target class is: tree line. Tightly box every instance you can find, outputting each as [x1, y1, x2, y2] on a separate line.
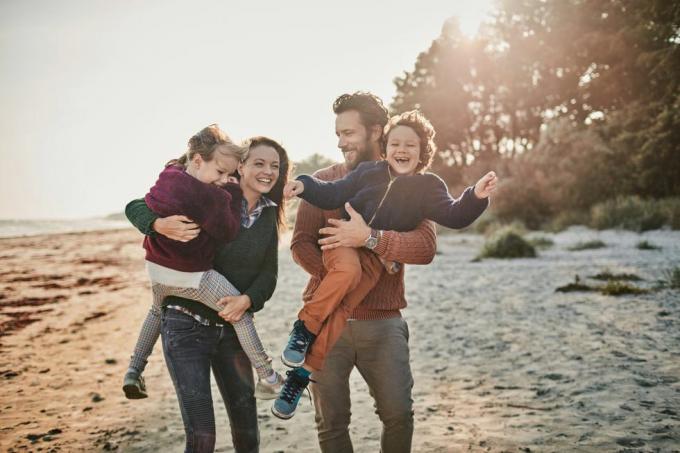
[390, 0, 679, 229]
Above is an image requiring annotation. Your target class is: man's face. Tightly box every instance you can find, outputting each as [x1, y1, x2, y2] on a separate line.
[335, 110, 375, 170]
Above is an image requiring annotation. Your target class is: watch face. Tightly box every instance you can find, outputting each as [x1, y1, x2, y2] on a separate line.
[365, 237, 378, 249]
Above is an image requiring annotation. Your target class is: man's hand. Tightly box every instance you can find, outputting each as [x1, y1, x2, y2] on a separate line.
[153, 215, 200, 242]
[318, 203, 371, 250]
[284, 180, 304, 199]
[474, 171, 498, 199]
[217, 295, 252, 323]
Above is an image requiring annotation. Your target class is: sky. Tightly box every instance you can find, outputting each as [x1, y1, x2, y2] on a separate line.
[0, 0, 494, 219]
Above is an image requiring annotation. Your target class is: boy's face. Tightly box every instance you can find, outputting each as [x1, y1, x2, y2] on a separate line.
[335, 110, 376, 170]
[385, 125, 420, 176]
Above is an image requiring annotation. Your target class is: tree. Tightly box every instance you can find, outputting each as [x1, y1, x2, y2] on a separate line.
[392, 0, 679, 225]
[292, 153, 337, 177]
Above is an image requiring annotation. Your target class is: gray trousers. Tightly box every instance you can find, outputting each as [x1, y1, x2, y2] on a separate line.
[310, 317, 414, 453]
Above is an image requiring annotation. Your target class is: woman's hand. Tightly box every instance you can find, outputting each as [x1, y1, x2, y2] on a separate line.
[283, 180, 304, 199]
[217, 295, 252, 323]
[153, 215, 200, 242]
[474, 171, 498, 199]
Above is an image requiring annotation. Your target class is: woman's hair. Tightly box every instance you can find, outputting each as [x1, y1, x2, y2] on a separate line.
[167, 124, 246, 167]
[241, 136, 291, 233]
[383, 110, 437, 174]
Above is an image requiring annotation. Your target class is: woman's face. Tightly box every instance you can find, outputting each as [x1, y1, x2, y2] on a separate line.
[238, 145, 280, 195]
[385, 125, 421, 176]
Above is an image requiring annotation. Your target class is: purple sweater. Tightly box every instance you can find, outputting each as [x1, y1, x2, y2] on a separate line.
[143, 165, 243, 272]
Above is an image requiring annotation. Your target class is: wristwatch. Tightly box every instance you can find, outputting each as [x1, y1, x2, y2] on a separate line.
[364, 228, 381, 250]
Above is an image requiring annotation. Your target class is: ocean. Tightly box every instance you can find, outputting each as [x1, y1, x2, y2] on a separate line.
[0, 217, 131, 238]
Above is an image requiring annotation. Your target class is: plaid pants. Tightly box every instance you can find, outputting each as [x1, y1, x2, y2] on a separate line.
[128, 270, 273, 379]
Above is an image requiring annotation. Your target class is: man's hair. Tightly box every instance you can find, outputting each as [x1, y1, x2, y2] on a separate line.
[332, 91, 389, 137]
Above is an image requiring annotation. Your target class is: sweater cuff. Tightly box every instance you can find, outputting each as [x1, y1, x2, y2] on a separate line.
[372, 230, 389, 257]
[244, 290, 264, 313]
[467, 186, 490, 209]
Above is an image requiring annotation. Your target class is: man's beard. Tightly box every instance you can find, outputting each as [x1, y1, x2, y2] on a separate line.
[343, 138, 374, 170]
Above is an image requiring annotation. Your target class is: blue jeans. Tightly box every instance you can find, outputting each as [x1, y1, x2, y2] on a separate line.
[161, 309, 259, 453]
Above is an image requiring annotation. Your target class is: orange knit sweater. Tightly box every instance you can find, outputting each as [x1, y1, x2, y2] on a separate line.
[290, 163, 437, 320]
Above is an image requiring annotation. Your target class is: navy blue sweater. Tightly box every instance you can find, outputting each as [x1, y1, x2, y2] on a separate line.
[297, 160, 488, 231]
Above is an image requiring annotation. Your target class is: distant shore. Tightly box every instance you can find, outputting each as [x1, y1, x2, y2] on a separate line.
[0, 217, 131, 239]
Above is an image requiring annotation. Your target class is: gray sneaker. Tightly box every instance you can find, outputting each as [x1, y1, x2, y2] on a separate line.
[254, 371, 284, 400]
[122, 371, 148, 399]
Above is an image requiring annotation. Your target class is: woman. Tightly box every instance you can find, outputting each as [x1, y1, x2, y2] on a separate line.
[125, 136, 290, 453]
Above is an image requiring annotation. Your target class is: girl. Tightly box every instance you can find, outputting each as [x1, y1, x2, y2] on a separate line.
[273, 110, 497, 418]
[123, 125, 283, 402]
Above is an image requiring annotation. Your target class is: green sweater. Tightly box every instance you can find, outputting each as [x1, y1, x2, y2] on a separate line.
[125, 198, 278, 323]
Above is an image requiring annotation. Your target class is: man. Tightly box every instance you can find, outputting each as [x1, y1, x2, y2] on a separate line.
[290, 92, 437, 453]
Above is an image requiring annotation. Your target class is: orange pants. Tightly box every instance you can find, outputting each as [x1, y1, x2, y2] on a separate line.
[299, 246, 383, 371]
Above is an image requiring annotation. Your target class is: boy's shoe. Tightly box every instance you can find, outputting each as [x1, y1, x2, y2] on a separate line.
[122, 371, 148, 399]
[271, 369, 311, 419]
[281, 320, 316, 368]
[254, 371, 284, 400]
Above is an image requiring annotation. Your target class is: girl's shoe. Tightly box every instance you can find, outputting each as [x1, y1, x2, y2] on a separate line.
[254, 371, 284, 400]
[122, 371, 148, 399]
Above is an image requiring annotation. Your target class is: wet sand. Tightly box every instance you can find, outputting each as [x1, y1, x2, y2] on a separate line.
[1, 227, 679, 452]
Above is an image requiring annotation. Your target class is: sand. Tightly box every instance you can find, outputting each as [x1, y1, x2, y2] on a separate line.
[1, 227, 679, 452]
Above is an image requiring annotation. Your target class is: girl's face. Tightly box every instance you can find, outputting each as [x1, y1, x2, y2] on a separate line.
[385, 125, 421, 176]
[238, 145, 280, 195]
[190, 145, 240, 186]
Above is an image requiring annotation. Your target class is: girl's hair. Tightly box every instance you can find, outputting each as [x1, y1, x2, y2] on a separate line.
[241, 136, 292, 234]
[167, 124, 247, 167]
[382, 110, 437, 174]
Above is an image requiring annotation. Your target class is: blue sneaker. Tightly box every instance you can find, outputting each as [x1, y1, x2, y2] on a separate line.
[281, 320, 315, 368]
[271, 369, 311, 419]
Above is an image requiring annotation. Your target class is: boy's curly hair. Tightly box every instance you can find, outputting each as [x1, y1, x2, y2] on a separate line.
[383, 110, 437, 174]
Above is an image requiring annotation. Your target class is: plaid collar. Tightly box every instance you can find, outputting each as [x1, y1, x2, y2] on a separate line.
[241, 196, 277, 228]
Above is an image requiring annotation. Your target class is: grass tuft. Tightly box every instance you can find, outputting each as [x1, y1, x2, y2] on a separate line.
[590, 270, 642, 281]
[556, 274, 649, 295]
[477, 227, 537, 259]
[636, 240, 661, 251]
[528, 236, 555, 249]
[568, 240, 606, 251]
[663, 267, 680, 289]
[599, 281, 648, 296]
[555, 275, 594, 293]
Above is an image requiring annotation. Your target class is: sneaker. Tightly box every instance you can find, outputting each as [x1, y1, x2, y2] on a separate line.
[281, 320, 315, 368]
[254, 371, 284, 400]
[271, 369, 311, 419]
[122, 371, 148, 399]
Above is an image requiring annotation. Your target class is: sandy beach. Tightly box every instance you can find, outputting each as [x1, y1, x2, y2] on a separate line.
[1, 227, 679, 452]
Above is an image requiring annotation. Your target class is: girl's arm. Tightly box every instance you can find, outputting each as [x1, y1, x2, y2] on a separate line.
[422, 175, 489, 229]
